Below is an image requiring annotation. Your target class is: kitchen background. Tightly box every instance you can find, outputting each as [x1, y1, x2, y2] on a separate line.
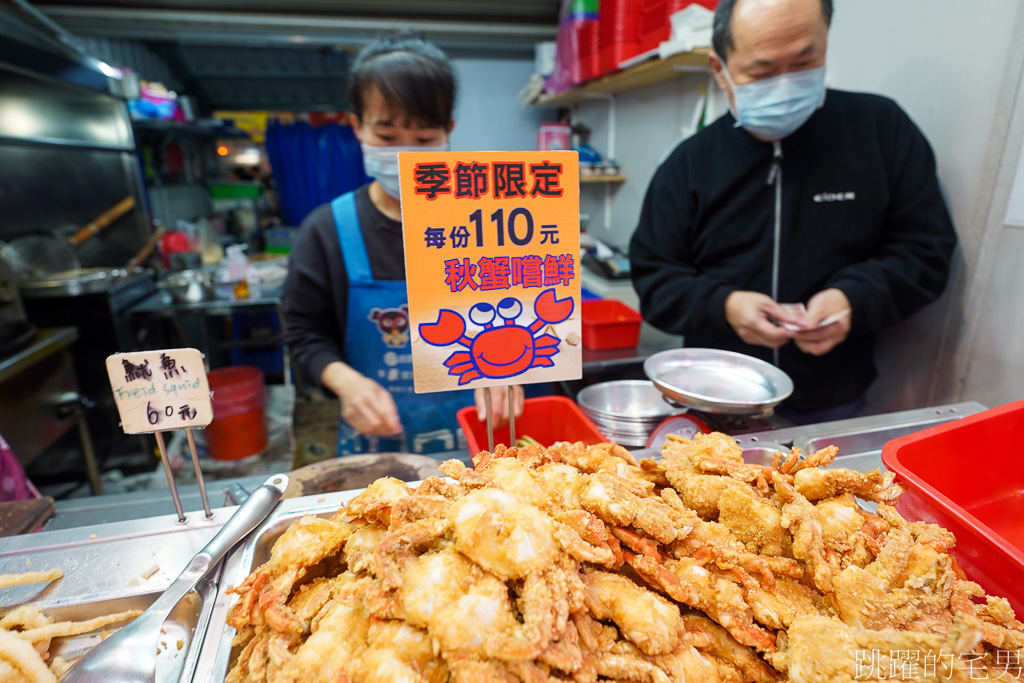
[0, 0, 1023, 497]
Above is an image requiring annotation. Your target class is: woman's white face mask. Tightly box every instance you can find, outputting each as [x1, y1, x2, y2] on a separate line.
[362, 140, 450, 199]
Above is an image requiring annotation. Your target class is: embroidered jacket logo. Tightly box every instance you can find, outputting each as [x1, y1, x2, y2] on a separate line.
[814, 191, 856, 203]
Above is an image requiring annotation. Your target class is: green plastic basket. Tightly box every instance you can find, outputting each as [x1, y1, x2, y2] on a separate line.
[209, 182, 261, 200]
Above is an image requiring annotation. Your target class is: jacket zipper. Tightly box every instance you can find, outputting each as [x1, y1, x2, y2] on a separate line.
[767, 140, 783, 366]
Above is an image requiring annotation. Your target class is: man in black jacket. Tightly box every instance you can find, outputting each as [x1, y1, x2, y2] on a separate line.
[629, 0, 957, 422]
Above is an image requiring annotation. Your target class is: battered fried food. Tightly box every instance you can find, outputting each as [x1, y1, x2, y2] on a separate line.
[583, 569, 682, 655]
[0, 570, 62, 588]
[0, 605, 141, 682]
[222, 433, 1024, 683]
[717, 484, 790, 556]
[0, 628, 55, 683]
[785, 614, 987, 683]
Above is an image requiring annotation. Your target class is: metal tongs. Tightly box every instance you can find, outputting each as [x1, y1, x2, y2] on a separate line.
[483, 385, 518, 451]
[63, 473, 289, 683]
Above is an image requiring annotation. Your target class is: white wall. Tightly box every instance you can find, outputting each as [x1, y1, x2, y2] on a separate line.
[572, 1, 1024, 412]
[575, 73, 712, 249]
[824, 0, 1024, 412]
[450, 57, 552, 153]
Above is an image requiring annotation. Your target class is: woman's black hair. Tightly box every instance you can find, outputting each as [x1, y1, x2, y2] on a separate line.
[349, 31, 456, 129]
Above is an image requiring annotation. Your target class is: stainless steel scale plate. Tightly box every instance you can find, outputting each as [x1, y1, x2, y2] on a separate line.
[644, 348, 794, 415]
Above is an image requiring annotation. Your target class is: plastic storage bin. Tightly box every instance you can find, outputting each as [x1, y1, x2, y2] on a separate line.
[206, 366, 268, 461]
[881, 400, 1024, 616]
[597, 0, 643, 75]
[578, 19, 600, 82]
[208, 182, 262, 200]
[639, 0, 721, 52]
[581, 299, 643, 350]
[458, 396, 607, 455]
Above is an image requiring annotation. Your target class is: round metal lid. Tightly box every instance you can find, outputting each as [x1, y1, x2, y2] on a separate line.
[643, 348, 794, 415]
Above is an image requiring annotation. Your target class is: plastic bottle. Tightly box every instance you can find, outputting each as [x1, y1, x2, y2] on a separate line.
[225, 244, 248, 280]
[224, 244, 249, 299]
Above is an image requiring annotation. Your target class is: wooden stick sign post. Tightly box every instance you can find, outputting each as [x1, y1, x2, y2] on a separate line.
[399, 151, 582, 448]
[106, 348, 214, 523]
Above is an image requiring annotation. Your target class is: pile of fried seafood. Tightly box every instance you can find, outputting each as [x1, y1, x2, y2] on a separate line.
[226, 433, 1024, 682]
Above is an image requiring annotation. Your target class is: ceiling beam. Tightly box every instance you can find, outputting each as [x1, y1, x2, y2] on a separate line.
[39, 6, 556, 54]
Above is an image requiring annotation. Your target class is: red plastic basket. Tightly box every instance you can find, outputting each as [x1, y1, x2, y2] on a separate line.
[581, 299, 642, 350]
[457, 396, 607, 456]
[881, 401, 1024, 616]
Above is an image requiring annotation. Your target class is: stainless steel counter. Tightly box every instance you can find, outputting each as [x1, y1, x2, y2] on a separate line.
[0, 326, 77, 384]
[733, 401, 987, 475]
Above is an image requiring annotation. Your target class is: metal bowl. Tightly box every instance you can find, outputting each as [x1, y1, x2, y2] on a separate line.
[643, 348, 793, 415]
[577, 380, 680, 421]
[162, 269, 213, 303]
[742, 442, 791, 467]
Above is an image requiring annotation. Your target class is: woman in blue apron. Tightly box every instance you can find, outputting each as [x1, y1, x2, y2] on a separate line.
[284, 33, 523, 456]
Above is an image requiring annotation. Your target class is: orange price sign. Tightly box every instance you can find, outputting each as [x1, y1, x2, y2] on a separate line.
[399, 150, 582, 393]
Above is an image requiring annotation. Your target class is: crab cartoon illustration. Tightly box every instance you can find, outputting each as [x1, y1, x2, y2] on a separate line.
[418, 288, 574, 385]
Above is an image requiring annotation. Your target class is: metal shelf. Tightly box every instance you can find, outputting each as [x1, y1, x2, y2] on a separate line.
[534, 48, 711, 107]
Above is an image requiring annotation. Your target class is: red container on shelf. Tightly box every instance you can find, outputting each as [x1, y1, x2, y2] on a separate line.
[597, 0, 643, 74]
[581, 299, 643, 350]
[578, 20, 599, 82]
[881, 401, 1024, 616]
[457, 396, 607, 455]
[638, 0, 720, 53]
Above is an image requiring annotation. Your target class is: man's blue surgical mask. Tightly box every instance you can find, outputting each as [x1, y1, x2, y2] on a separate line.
[362, 141, 449, 199]
[721, 65, 827, 141]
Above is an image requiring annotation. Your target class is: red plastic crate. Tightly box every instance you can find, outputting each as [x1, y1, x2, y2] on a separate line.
[639, 2, 667, 52]
[457, 396, 607, 455]
[881, 401, 1024, 616]
[578, 20, 599, 82]
[599, 41, 642, 74]
[639, 0, 720, 52]
[596, 0, 643, 75]
[581, 299, 642, 350]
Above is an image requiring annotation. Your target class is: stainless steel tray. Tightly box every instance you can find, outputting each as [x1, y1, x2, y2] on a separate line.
[193, 486, 383, 682]
[644, 348, 794, 415]
[0, 504, 230, 681]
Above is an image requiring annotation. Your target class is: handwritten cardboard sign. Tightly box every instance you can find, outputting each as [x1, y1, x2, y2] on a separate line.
[105, 348, 212, 434]
[400, 150, 582, 393]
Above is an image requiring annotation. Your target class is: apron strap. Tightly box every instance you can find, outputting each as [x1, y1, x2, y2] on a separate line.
[331, 191, 373, 283]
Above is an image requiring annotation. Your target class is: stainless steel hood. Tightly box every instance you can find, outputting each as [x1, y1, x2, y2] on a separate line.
[34, 2, 558, 54]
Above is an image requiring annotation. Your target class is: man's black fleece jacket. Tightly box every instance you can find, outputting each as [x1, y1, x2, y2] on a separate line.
[629, 89, 957, 412]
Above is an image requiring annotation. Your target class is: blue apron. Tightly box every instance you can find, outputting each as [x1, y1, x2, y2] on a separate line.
[332, 191, 470, 456]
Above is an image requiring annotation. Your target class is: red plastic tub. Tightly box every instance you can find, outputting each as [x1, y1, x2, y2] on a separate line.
[206, 366, 268, 461]
[457, 395, 607, 455]
[881, 401, 1024, 616]
[581, 299, 643, 350]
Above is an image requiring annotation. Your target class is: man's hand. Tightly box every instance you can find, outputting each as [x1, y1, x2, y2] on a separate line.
[724, 291, 797, 348]
[792, 288, 852, 356]
[323, 362, 403, 436]
[474, 385, 525, 426]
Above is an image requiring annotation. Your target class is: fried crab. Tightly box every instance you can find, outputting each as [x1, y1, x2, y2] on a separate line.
[224, 433, 1024, 683]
